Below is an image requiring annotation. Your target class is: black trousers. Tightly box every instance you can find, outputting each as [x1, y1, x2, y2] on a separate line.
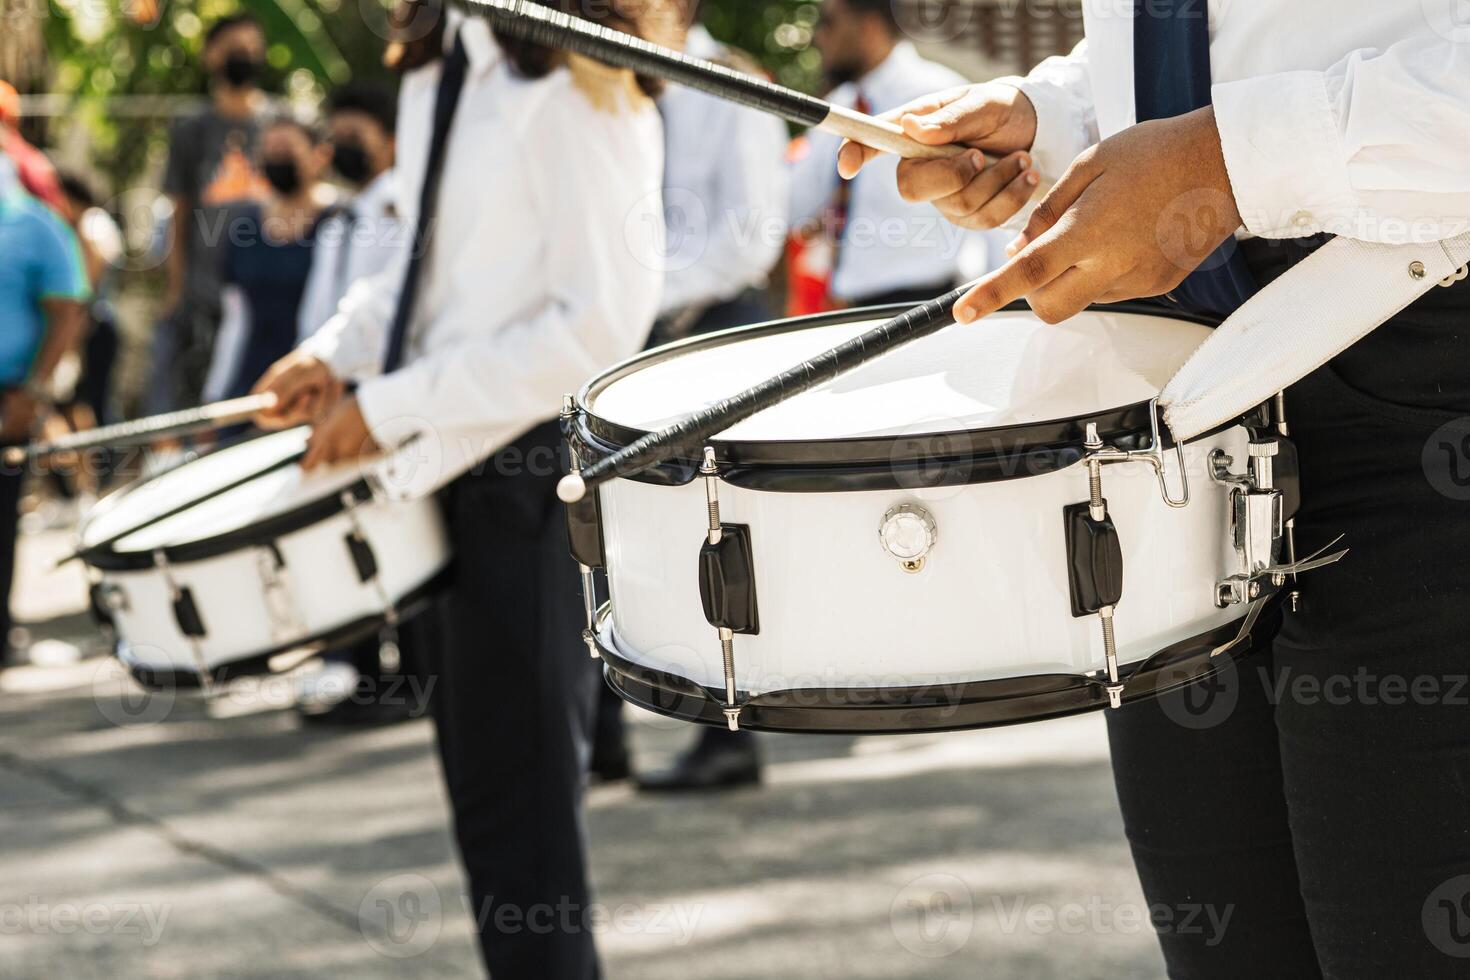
[0, 450, 22, 662]
[1107, 237, 1470, 978]
[430, 421, 601, 979]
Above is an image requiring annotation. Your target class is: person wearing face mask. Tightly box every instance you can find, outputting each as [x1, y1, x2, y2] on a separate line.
[296, 82, 401, 344]
[202, 118, 332, 406]
[154, 12, 278, 414]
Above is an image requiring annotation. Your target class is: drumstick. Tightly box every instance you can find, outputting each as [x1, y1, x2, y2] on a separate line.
[557, 283, 972, 503]
[454, 0, 966, 162]
[5, 393, 279, 466]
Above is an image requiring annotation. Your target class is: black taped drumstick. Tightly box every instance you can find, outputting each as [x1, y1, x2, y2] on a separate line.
[5, 393, 278, 466]
[557, 284, 972, 503]
[454, 0, 967, 162]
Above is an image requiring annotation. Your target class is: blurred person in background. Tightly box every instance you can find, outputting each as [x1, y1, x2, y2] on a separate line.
[44, 172, 124, 503]
[607, 2, 789, 792]
[789, 0, 1001, 308]
[0, 152, 89, 667]
[250, 1, 665, 972]
[154, 12, 277, 414]
[0, 81, 65, 213]
[293, 81, 414, 726]
[297, 81, 401, 341]
[202, 117, 333, 406]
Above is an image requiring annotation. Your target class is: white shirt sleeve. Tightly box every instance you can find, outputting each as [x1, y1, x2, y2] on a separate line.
[661, 108, 789, 312]
[297, 213, 344, 342]
[996, 40, 1097, 183]
[202, 285, 249, 403]
[297, 244, 407, 380]
[352, 96, 664, 457]
[1213, 36, 1470, 243]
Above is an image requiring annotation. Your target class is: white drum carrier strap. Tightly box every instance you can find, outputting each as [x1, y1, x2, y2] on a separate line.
[1160, 233, 1470, 442]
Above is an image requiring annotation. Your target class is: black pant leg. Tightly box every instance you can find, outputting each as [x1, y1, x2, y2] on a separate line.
[430, 425, 600, 980]
[1106, 647, 1323, 978]
[1268, 362, 1470, 978]
[0, 458, 22, 661]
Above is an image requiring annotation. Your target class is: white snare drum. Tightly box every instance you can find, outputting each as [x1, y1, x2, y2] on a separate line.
[564, 304, 1301, 734]
[77, 429, 451, 688]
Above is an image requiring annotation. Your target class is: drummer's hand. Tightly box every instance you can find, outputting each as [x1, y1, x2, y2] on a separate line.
[301, 396, 381, 471]
[954, 107, 1241, 326]
[837, 83, 1042, 231]
[252, 350, 343, 430]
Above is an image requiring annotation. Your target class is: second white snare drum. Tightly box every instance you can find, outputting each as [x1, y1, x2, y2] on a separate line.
[563, 304, 1307, 734]
[77, 429, 451, 688]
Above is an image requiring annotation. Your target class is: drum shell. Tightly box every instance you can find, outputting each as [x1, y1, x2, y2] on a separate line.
[599, 424, 1251, 696]
[91, 492, 449, 679]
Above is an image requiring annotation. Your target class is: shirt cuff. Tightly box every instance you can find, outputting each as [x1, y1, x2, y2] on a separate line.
[995, 75, 1088, 182]
[299, 312, 370, 380]
[1212, 71, 1358, 240]
[355, 367, 430, 450]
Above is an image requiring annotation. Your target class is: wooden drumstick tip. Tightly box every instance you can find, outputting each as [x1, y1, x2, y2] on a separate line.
[557, 473, 587, 504]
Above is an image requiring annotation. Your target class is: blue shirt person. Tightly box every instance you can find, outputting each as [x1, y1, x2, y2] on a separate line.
[0, 152, 88, 667]
[0, 157, 90, 410]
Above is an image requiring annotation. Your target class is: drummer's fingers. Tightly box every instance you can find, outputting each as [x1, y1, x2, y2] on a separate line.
[837, 88, 972, 179]
[896, 150, 986, 204]
[301, 425, 335, 470]
[953, 227, 1077, 324]
[931, 151, 1038, 230]
[1005, 154, 1099, 257]
[1024, 266, 1111, 325]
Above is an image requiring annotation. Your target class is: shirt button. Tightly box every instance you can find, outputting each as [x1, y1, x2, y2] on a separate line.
[1291, 210, 1314, 230]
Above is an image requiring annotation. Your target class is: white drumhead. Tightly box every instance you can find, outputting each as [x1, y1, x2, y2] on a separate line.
[591, 308, 1211, 439]
[80, 429, 367, 553]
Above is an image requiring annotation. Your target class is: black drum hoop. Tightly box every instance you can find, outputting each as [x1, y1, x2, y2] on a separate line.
[572, 300, 1224, 493]
[597, 598, 1279, 736]
[78, 431, 375, 572]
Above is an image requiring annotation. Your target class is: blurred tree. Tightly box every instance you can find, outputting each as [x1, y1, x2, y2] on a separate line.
[37, 0, 402, 189]
[699, 0, 823, 94]
[34, 0, 821, 190]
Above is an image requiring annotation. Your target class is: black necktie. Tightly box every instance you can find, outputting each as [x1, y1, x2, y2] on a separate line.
[381, 33, 469, 373]
[1133, 0, 1257, 318]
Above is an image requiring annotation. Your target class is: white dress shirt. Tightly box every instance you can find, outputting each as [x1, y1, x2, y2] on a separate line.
[791, 41, 990, 301]
[296, 169, 404, 342]
[302, 16, 665, 497]
[657, 25, 789, 315]
[1003, 1, 1470, 243]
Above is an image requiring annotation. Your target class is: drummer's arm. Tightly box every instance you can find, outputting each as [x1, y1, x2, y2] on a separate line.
[348, 101, 664, 460]
[21, 211, 91, 420]
[954, 36, 1470, 327]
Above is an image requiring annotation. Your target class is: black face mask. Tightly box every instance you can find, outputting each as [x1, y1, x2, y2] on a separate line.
[331, 141, 371, 186]
[219, 53, 262, 88]
[263, 159, 302, 196]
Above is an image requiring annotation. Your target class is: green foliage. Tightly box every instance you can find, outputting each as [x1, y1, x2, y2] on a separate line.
[40, 0, 821, 189]
[700, 0, 824, 94]
[41, 0, 400, 188]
